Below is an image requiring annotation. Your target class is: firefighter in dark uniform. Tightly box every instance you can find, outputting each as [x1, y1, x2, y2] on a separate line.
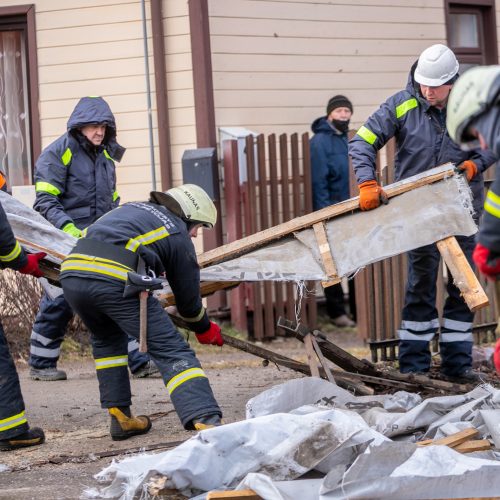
[0, 202, 46, 450]
[349, 44, 497, 382]
[59, 184, 224, 440]
[30, 96, 153, 381]
[447, 65, 500, 372]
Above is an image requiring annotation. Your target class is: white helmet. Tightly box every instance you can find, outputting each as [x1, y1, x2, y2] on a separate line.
[150, 183, 217, 228]
[414, 44, 459, 86]
[447, 65, 500, 148]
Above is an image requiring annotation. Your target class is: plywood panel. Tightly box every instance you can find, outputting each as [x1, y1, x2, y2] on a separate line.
[213, 71, 409, 91]
[36, 3, 147, 30]
[38, 57, 149, 84]
[209, 17, 442, 39]
[38, 39, 152, 66]
[212, 54, 419, 73]
[208, 0, 443, 24]
[38, 75, 155, 102]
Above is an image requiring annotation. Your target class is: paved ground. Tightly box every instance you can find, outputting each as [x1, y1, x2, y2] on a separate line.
[0, 329, 364, 499]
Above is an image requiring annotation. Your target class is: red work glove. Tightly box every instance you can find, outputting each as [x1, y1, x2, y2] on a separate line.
[358, 180, 388, 211]
[18, 252, 46, 278]
[196, 321, 224, 346]
[457, 160, 478, 182]
[494, 340, 500, 376]
[472, 243, 500, 280]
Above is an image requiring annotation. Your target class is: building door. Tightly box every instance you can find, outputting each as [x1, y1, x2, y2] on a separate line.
[0, 6, 40, 188]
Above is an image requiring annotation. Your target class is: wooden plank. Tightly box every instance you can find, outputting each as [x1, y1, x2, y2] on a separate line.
[436, 236, 489, 312]
[454, 439, 491, 453]
[303, 334, 320, 378]
[417, 428, 479, 448]
[206, 490, 261, 500]
[198, 164, 455, 268]
[310, 334, 336, 384]
[313, 222, 338, 280]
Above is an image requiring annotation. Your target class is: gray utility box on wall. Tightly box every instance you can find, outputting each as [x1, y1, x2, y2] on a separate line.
[181, 147, 219, 200]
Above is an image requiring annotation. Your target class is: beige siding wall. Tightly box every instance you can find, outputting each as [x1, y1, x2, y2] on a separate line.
[6, 0, 161, 201]
[208, 0, 448, 135]
[162, 0, 197, 185]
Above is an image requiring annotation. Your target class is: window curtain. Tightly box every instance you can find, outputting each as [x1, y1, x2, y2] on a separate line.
[0, 30, 31, 187]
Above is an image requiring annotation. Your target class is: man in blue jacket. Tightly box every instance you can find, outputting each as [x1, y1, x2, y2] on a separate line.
[349, 45, 496, 383]
[0, 202, 45, 450]
[29, 96, 155, 381]
[310, 95, 356, 328]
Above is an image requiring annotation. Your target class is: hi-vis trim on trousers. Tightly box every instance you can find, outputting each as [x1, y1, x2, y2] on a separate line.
[95, 355, 128, 370]
[166, 367, 207, 395]
[0, 411, 27, 433]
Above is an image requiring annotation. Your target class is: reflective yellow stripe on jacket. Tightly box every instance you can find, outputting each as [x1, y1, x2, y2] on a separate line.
[0, 411, 27, 433]
[95, 355, 128, 370]
[485, 189, 500, 219]
[166, 367, 207, 395]
[61, 253, 134, 281]
[125, 226, 170, 251]
[0, 241, 22, 263]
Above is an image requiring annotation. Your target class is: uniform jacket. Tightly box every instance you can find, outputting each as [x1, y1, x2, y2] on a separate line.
[33, 97, 125, 230]
[477, 102, 500, 253]
[349, 62, 497, 214]
[0, 203, 27, 271]
[61, 202, 210, 333]
[310, 117, 350, 210]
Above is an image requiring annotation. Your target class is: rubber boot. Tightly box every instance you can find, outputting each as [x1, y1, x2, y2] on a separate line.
[0, 427, 45, 451]
[192, 413, 223, 431]
[108, 407, 152, 441]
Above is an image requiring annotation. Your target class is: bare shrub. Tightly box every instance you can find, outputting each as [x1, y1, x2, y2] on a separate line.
[0, 270, 90, 358]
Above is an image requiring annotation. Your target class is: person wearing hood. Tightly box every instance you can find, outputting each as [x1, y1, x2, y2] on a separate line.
[349, 45, 497, 383]
[29, 96, 156, 381]
[447, 65, 500, 374]
[310, 95, 356, 328]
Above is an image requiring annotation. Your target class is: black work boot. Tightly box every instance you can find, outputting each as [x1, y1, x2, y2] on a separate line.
[192, 414, 223, 431]
[442, 368, 482, 384]
[0, 427, 45, 451]
[108, 407, 152, 441]
[29, 367, 67, 381]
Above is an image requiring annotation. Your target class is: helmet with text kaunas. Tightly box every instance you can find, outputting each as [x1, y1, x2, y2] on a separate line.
[447, 65, 500, 149]
[150, 184, 217, 228]
[414, 44, 459, 86]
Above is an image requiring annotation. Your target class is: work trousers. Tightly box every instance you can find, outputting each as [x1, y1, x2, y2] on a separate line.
[325, 280, 356, 320]
[0, 320, 29, 439]
[61, 276, 221, 429]
[29, 292, 150, 373]
[397, 234, 475, 376]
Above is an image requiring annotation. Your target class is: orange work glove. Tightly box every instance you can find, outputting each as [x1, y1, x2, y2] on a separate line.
[457, 160, 478, 182]
[358, 180, 389, 211]
[18, 252, 46, 278]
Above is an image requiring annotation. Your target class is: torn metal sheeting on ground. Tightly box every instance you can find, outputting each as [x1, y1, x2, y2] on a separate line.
[86, 378, 500, 500]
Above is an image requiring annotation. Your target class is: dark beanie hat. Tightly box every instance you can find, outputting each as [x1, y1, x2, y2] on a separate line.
[326, 95, 353, 115]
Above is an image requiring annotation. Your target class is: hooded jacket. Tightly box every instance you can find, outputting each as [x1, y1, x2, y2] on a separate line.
[310, 117, 350, 210]
[349, 62, 497, 214]
[33, 97, 125, 230]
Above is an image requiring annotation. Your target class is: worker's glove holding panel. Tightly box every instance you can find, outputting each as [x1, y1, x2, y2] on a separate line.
[494, 340, 500, 376]
[456, 160, 478, 182]
[196, 321, 224, 346]
[473, 243, 500, 280]
[358, 180, 389, 211]
[62, 222, 82, 238]
[19, 252, 46, 278]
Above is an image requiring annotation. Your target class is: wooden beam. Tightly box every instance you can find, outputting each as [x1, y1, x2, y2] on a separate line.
[313, 222, 339, 282]
[417, 428, 479, 447]
[207, 491, 261, 500]
[454, 439, 491, 453]
[436, 236, 489, 311]
[198, 164, 455, 268]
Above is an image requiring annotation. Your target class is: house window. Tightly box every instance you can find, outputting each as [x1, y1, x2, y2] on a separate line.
[446, 1, 498, 73]
[0, 6, 40, 188]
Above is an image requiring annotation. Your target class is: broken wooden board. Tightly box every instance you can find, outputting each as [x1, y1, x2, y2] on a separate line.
[206, 491, 261, 500]
[417, 428, 492, 454]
